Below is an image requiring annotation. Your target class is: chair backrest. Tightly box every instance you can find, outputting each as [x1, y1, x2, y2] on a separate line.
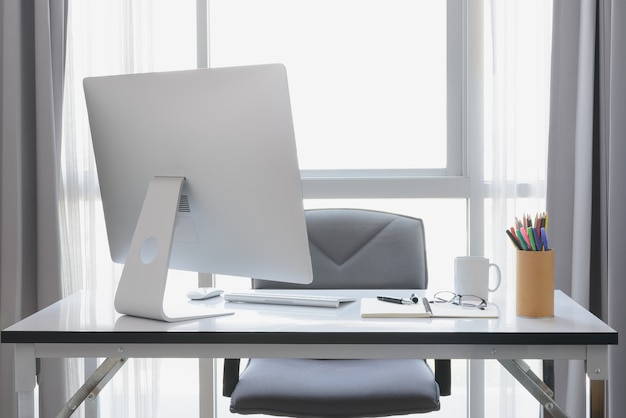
[253, 209, 428, 290]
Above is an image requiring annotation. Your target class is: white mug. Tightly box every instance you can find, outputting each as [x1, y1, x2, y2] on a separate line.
[454, 256, 501, 300]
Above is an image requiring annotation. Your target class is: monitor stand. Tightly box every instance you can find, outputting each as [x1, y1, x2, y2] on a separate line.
[113, 176, 233, 322]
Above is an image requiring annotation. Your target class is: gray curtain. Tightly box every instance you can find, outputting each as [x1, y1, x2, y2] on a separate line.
[547, 0, 625, 417]
[1, 1, 68, 417]
[603, 1, 626, 416]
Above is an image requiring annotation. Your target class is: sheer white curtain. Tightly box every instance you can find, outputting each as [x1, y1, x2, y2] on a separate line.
[60, 1, 198, 416]
[484, 1, 553, 417]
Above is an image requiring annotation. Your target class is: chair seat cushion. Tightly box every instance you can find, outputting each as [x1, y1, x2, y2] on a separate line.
[229, 358, 440, 417]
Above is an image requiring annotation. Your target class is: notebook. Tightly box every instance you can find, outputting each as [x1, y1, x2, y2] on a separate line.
[360, 297, 499, 318]
[224, 292, 356, 308]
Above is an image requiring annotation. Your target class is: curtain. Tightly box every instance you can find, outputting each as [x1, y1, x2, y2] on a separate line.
[605, 1, 626, 415]
[60, 1, 199, 416]
[1, 1, 69, 417]
[486, 0, 553, 416]
[547, 0, 595, 415]
[547, 0, 626, 417]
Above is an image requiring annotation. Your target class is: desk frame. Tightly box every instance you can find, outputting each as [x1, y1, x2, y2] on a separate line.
[3, 290, 617, 418]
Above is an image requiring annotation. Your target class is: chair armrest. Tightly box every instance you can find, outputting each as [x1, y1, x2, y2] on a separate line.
[435, 359, 451, 396]
[223, 358, 241, 397]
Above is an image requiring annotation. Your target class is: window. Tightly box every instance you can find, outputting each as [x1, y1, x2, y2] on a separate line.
[206, 0, 462, 176]
[63, 0, 552, 416]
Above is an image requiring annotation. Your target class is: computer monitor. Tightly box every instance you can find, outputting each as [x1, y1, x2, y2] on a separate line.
[83, 64, 313, 322]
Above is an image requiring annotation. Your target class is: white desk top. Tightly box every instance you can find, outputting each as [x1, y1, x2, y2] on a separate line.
[2, 289, 617, 347]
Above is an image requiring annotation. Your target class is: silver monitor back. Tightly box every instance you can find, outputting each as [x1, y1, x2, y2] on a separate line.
[84, 64, 313, 320]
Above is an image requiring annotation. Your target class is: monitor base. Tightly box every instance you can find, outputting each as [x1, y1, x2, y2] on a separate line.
[114, 176, 231, 322]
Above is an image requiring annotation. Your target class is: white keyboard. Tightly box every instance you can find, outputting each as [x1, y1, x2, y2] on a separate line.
[224, 292, 355, 308]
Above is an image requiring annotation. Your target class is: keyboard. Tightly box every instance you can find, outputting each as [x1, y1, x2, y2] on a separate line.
[224, 292, 356, 308]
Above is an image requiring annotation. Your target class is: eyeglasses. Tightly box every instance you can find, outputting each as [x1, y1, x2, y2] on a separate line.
[430, 291, 487, 310]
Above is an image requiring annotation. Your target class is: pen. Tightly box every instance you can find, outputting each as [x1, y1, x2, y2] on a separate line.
[533, 227, 542, 251]
[520, 227, 531, 249]
[422, 297, 433, 316]
[541, 227, 549, 250]
[506, 229, 523, 250]
[377, 296, 414, 305]
[508, 212, 550, 251]
[527, 227, 537, 250]
[516, 229, 529, 250]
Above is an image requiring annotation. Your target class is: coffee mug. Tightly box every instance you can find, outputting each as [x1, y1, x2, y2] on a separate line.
[454, 256, 501, 300]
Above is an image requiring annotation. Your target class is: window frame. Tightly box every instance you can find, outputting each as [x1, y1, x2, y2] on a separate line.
[198, 0, 484, 255]
[198, 0, 469, 200]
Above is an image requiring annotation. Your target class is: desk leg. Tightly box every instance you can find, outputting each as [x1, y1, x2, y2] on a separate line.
[587, 345, 609, 418]
[17, 391, 36, 418]
[543, 360, 555, 418]
[57, 358, 126, 418]
[590, 380, 605, 418]
[84, 358, 98, 418]
[468, 360, 484, 418]
[499, 359, 568, 418]
[15, 344, 37, 418]
[199, 358, 215, 418]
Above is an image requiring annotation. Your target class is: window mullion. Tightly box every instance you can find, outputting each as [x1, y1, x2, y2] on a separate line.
[196, 0, 208, 68]
[447, 0, 464, 177]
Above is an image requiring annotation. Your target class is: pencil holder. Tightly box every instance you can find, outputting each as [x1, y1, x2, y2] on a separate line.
[516, 249, 554, 318]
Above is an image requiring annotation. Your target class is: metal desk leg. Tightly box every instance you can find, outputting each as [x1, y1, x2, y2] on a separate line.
[499, 359, 568, 418]
[468, 359, 485, 418]
[587, 345, 609, 418]
[199, 358, 216, 418]
[56, 358, 126, 418]
[590, 380, 605, 418]
[543, 360, 555, 418]
[17, 391, 36, 418]
[84, 358, 98, 418]
[15, 344, 37, 418]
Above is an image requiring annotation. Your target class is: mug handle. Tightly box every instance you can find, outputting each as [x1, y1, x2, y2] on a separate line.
[488, 263, 502, 292]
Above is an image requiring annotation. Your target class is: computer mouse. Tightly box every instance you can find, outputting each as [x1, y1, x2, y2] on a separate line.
[187, 287, 224, 300]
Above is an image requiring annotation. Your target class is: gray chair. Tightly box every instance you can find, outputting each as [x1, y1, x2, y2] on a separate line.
[223, 209, 450, 417]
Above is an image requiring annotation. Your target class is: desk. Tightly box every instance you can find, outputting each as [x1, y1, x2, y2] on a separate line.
[2, 289, 617, 418]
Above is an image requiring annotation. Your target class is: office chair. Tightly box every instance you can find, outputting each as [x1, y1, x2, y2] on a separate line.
[223, 209, 451, 417]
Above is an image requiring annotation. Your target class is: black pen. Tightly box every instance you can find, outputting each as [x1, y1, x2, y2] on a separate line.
[377, 296, 414, 305]
[422, 297, 433, 316]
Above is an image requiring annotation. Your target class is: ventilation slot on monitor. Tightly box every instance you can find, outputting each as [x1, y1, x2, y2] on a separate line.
[178, 195, 191, 213]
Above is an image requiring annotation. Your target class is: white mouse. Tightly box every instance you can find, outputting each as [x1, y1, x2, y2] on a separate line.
[187, 287, 224, 300]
